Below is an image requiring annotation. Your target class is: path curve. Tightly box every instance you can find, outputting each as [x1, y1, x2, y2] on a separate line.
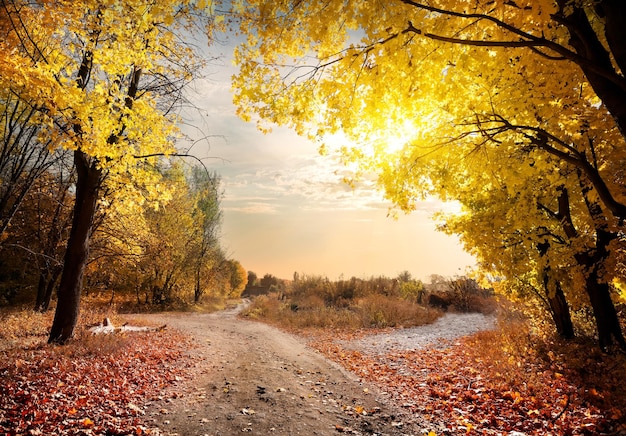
[136, 306, 492, 435]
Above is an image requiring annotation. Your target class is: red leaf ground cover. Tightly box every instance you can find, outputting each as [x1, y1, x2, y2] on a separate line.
[0, 330, 192, 435]
[307, 328, 626, 435]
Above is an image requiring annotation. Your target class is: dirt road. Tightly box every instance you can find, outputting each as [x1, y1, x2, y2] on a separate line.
[137, 304, 433, 435]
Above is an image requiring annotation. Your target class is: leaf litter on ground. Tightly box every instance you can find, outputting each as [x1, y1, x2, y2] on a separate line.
[0, 325, 193, 435]
[305, 326, 626, 435]
[2, 309, 625, 436]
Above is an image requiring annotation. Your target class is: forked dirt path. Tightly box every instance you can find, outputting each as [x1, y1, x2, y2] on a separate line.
[135, 303, 434, 435]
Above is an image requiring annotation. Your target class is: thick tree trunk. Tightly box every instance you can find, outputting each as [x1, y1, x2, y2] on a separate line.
[558, 1, 626, 136]
[48, 150, 101, 343]
[595, 0, 626, 75]
[577, 175, 626, 352]
[585, 275, 626, 353]
[550, 186, 625, 350]
[585, 229, 626, 352]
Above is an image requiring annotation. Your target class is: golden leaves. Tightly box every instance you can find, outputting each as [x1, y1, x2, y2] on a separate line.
[231, 0, 626, 311]
[1, 0, 219, 209]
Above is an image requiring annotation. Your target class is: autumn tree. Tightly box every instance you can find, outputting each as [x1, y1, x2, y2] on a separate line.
[84, 188, 151, 304]
[28, 169, 75, 312]
[81, 161, 226, 307]
[260, 273, 281, 290]
[247, 271, 258, 288]
[143, 165, 195, 304]
[0, 160, 75, 309]
[123, 163, 221, 305]
[1, 0, 223, 342]
[0, 92, 65, 243]
[188, 166, 223, 303]
[224, 259, 248, 298]
[232, 1, 626, 350]
[0, 9, 68, 242]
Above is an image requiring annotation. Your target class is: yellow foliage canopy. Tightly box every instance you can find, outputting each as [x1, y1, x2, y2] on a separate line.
[0, 0, 221, 212]
[232, 1, 626, 308]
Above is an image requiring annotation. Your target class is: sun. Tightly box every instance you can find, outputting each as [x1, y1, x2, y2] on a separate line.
[320, 117, 418, 163]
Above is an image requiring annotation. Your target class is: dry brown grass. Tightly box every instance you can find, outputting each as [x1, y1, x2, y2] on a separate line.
[241, 292, 442, 330]
[0, 308, 52, 351]
[0, 303, 150, 353]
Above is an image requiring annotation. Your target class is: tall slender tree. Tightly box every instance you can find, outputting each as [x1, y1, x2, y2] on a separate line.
[1, 0, 223, 342]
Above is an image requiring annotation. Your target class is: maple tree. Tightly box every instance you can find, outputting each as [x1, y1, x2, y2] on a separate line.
[1, 0, 223, 342]
[232, 1, 626, 350]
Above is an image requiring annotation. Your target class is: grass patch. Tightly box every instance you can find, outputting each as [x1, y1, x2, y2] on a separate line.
[241, 292, 442, 330]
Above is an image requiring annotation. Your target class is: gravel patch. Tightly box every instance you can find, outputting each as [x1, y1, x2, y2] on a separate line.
[341, 313, 496, 356]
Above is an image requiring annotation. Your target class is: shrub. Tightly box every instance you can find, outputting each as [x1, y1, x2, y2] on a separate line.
[240, 295, 281, 320]
[398, 280, 425, 302]
[425, 277, 497, 314]
[240, 277, 443, 331]
[356, 294, 439, 328]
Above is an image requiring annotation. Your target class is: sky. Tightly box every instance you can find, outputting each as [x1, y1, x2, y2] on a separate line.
[178, 35, 476, 282]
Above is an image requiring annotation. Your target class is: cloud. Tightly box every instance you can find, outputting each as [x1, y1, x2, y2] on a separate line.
[223, 202, 278, 214]
[181, 45, 459, 218]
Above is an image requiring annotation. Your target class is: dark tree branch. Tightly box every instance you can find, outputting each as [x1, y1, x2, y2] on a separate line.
[400, 0, 626, 92]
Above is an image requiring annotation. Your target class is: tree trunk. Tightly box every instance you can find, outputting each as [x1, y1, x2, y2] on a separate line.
[35, 272, 50, 312]
[48, 150, 101, 343]
[584, 228, 626, 352]
[576, 173, 626, 352]
[558, 1, 626, 136]
[544, 279, 575, 340]
[545, 185, 625, 349]
[34, 266, 62, 312]
[595, 0, 626, 78]
[537, 240, 575, 339]
[585, 274, 626, 353]
[194, 267, 202, 303]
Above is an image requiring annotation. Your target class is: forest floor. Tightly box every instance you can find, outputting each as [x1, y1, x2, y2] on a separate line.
[2, 301, 625, 435]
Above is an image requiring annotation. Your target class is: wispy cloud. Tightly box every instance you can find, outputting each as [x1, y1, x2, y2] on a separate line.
[223, 202, 278, 214]
[177, 39, 475, 280]
[220, 152, 454, 217]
